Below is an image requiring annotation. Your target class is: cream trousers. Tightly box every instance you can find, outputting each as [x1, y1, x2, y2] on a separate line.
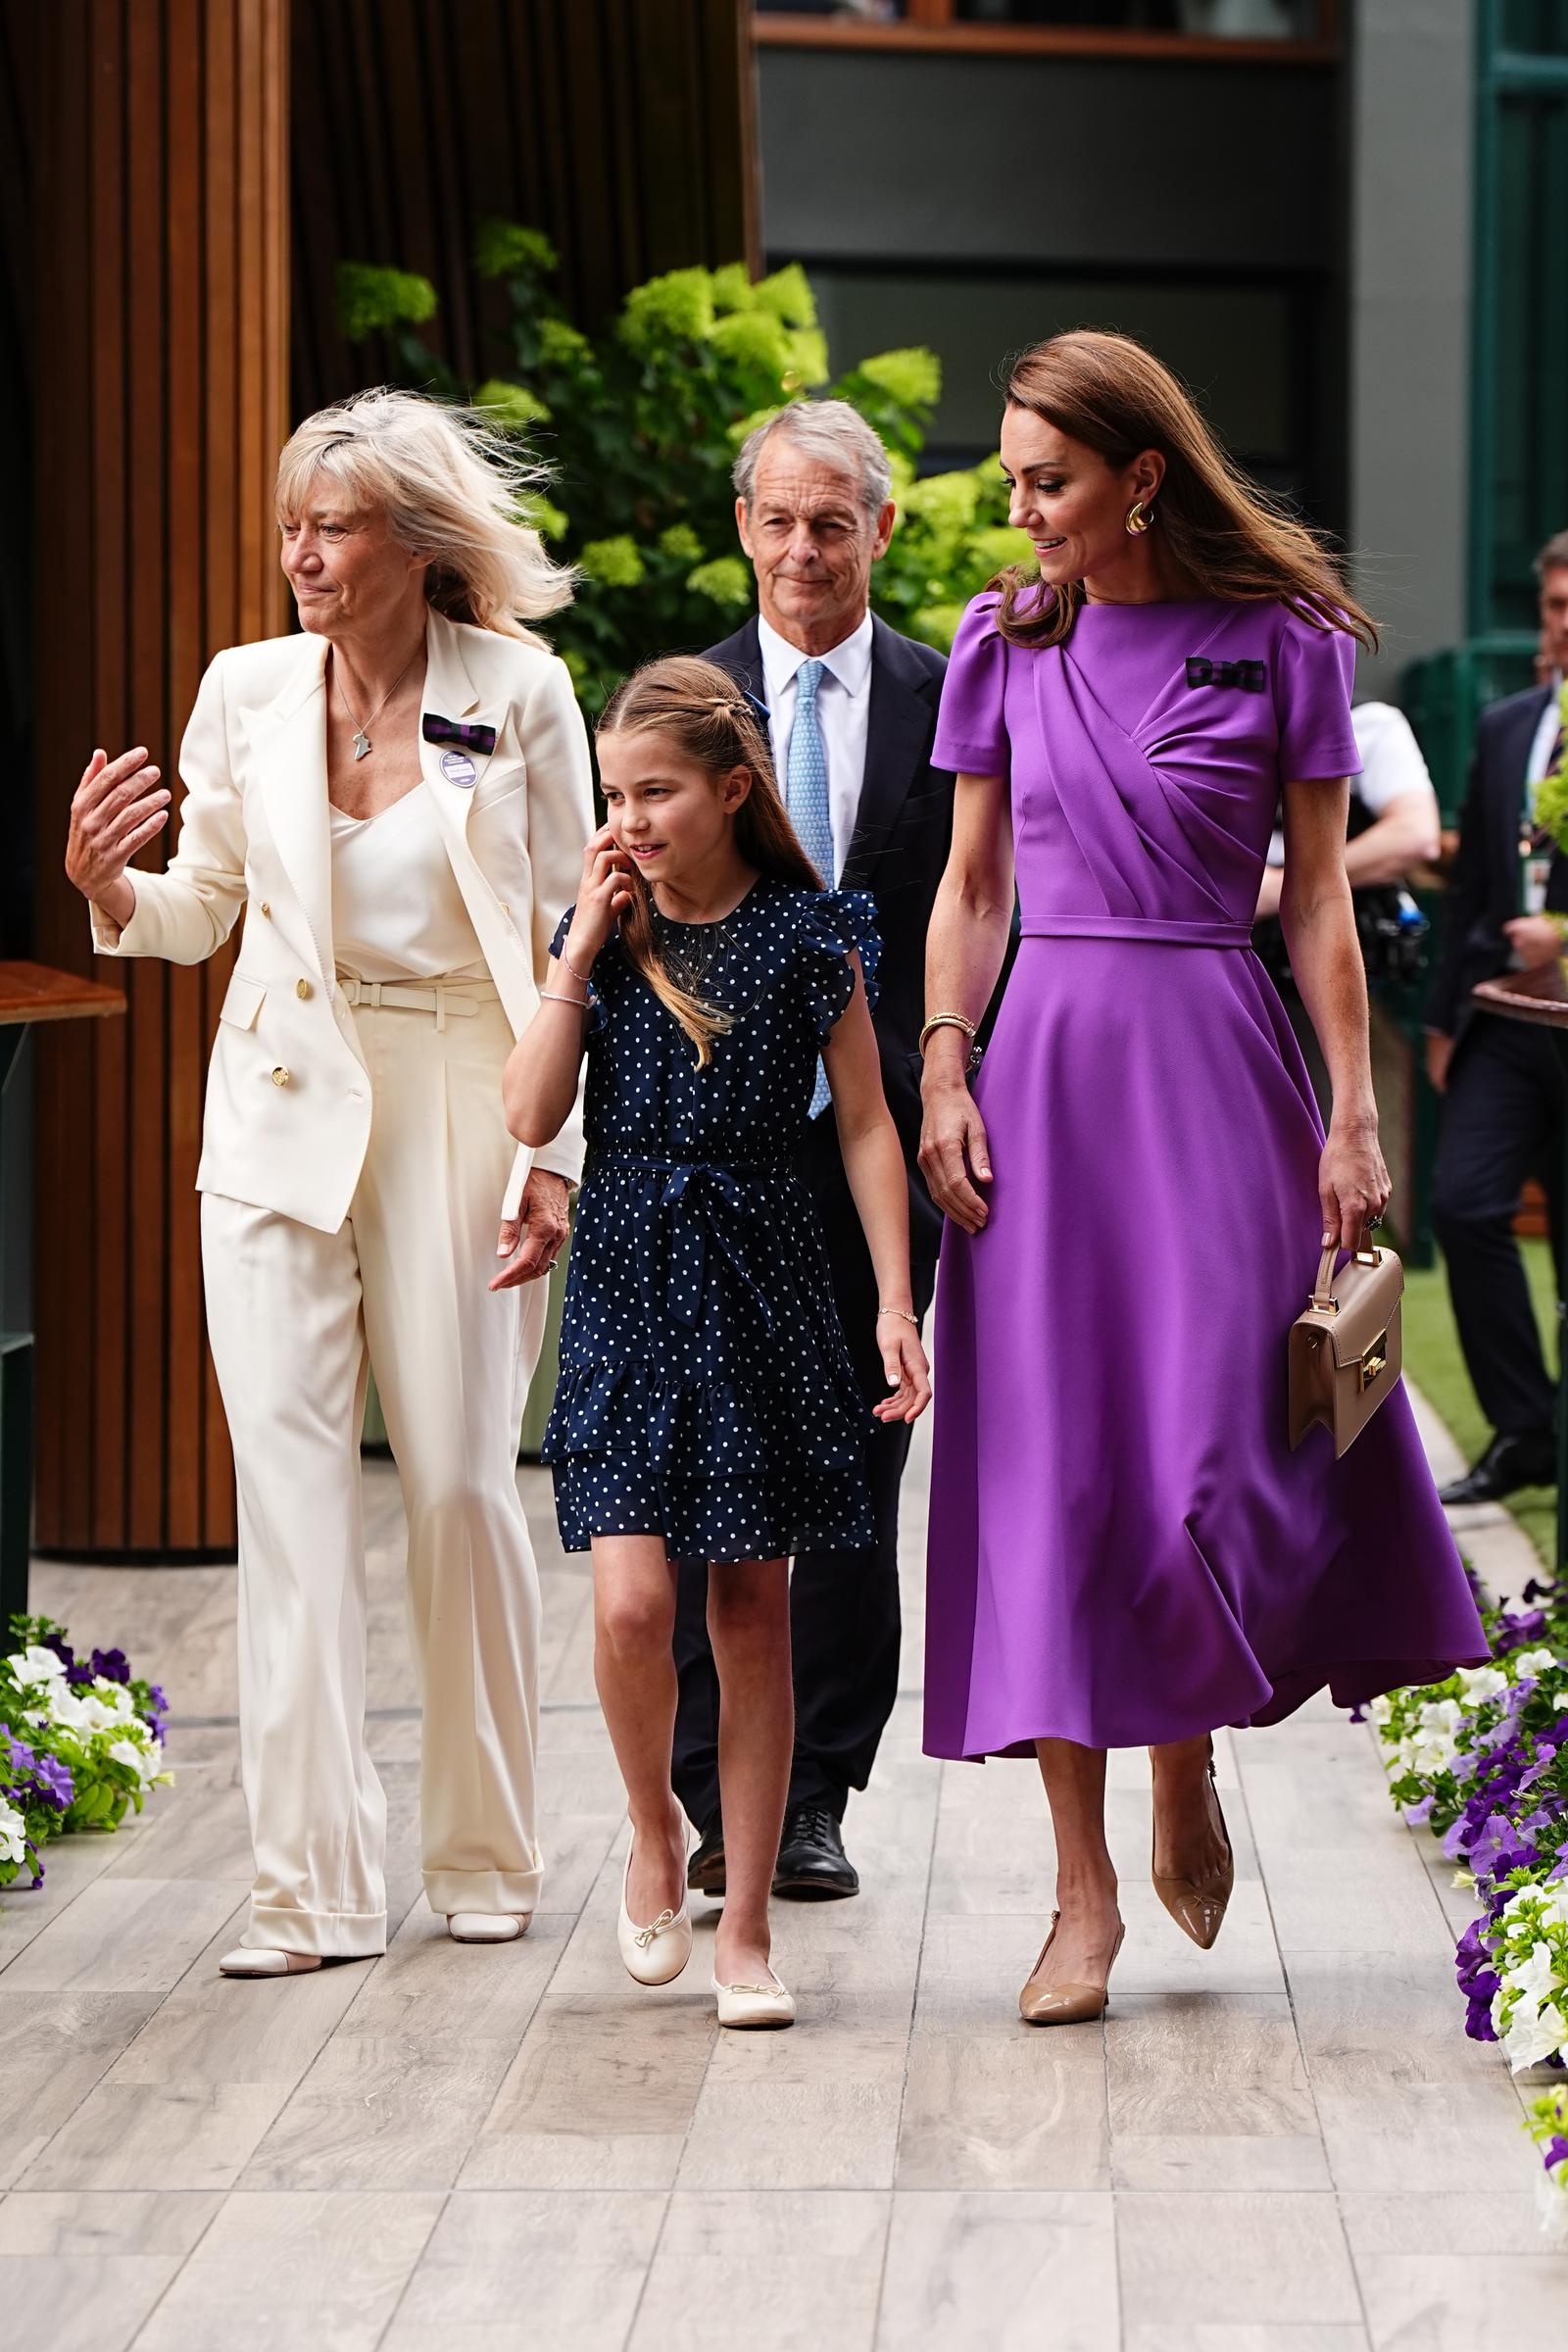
[202, 990, 548, 1956]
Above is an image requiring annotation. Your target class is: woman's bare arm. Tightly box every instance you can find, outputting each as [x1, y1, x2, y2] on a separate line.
[917, 769, 1014, 1234]
[1278, 775, 1391, 1247]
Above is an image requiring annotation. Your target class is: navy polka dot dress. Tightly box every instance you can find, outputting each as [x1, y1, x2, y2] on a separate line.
[541, 877, 882, 1562]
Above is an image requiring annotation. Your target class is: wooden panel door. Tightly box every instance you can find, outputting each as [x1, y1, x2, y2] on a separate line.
[29, 0, 289, 1556]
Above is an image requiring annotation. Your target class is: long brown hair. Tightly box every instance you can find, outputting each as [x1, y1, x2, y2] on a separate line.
[597, 656, 822, 1067]
[993, 330, 1378, 653]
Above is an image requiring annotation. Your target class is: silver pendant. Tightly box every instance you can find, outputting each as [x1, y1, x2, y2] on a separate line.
[352, 729, 370, 760]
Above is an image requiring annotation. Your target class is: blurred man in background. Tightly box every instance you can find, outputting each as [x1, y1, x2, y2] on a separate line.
[1255, 699, 1442, 1108]
[1423, 530, 1568, 1506]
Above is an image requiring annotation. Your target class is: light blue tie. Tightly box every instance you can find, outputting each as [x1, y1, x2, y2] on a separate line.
[787, 659, 834, 1117]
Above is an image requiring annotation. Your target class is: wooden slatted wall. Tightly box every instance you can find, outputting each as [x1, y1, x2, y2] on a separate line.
[29, 0, 289, 1556]
[22, 0, 753, 1557]
[291, 0, 759, 414]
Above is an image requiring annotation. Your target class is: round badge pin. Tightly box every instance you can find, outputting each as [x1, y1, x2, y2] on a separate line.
[441, 749, 478, 788]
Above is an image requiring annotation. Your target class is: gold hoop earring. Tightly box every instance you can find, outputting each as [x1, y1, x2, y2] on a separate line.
[1126, 501, 1151, 536]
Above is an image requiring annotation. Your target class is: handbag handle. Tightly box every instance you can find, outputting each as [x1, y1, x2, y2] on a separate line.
[1309, 1237, 1382, 1313]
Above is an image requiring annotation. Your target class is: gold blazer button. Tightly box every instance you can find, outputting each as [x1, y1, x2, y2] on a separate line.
[260, 902, 271, 918]
[296, 977, 312, 1000]
[270, 1065, 291, 1087]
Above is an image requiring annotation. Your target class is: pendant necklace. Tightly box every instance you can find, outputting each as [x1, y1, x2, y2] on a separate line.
[653, 905, 730, 999]
[334, 647, 420, 760]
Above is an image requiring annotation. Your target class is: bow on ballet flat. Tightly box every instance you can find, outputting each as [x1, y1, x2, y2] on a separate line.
[423, 713, 498, 756]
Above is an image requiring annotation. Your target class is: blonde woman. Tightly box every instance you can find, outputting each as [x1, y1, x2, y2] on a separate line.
[65, 389, 594, 1976]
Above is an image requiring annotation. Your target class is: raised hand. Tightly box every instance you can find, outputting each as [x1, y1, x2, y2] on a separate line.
[563, 825, 635, 972]
[66, 748, 171, 926]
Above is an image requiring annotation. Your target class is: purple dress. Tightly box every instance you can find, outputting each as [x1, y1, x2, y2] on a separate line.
[923, 592, 1488, 1761]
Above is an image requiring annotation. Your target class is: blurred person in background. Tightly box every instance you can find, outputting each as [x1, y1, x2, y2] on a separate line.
[1254, 700, 1442, 1108]
[1424, 529, 1568, 1506]
[670, 400, 955, 1906]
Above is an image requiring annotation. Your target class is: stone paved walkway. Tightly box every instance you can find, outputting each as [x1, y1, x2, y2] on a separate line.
[3, 1398, 1566, 2350]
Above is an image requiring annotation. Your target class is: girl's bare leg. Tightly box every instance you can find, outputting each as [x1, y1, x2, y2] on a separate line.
[707, 1557, 793, 1985]
[1034, 1738, 1122, 1981]
[1150, 1733, 1232, 1885]
[592, 1535, 686, 1924]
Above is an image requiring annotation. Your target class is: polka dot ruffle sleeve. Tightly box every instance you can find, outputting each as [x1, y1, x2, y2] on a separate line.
[798, 887, 882, 1041]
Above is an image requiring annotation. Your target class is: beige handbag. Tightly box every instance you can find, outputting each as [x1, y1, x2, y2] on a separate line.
[1288, 1237, 1404, 1457]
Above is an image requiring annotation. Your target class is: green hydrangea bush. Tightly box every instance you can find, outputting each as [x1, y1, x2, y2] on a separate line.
[337, 231, 1034, 712]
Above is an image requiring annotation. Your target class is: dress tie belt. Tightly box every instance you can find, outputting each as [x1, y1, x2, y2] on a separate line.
[595, 1152, 794, 1329]
[1018, 916, 1254, 950]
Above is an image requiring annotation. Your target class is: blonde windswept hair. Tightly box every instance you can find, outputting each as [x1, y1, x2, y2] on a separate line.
[274, 386, 576, 643]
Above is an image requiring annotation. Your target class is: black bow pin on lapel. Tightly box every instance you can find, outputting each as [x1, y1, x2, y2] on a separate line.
[423, 713, 497, 787]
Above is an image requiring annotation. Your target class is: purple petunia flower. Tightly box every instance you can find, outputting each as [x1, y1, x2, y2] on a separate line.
[1403, 1793, 1436, 1825]
[1546, 2135, 1568, 2171]
[89, 1646, 130, 1686]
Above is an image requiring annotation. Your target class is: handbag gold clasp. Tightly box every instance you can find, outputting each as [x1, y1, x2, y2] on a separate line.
[1358, 1334, 1389, 1392]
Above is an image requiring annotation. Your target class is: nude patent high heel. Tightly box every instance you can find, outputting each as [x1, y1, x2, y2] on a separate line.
[1152, 1754, 1235, 1950]
[1018, 1911, 1125, 2026]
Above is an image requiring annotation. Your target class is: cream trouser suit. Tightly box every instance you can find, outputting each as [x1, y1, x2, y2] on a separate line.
[92, 612, 594, 1954]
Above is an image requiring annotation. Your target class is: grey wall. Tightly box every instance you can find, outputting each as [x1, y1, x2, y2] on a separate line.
[757, 44, 1348, 520]
[758, 50, 1341, 272]
[1348, 0, 1475, 685]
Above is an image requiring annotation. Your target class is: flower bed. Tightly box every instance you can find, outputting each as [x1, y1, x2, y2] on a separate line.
[1, 1614, 171, 1891]
[1372, 1571, 1568, 2234]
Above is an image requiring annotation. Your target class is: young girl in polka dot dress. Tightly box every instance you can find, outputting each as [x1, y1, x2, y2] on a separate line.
[503, 657, 930, 2029]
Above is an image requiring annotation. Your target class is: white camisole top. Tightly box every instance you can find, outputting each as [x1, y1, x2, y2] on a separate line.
[328, 783, 488, 983]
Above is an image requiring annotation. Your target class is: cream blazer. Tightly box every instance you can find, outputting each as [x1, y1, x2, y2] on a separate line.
[91, 609, 594, 1233]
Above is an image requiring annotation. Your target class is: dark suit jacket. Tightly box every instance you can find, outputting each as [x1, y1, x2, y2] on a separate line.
[1425, 683, 1564, 1046]
[704, 613, 954, 1262]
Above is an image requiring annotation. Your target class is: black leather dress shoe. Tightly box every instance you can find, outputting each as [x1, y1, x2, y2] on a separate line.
[1439, 1430, 1556, 1507]
[773, 1804, 859, 1900]
[687, 1815, 725, 1899]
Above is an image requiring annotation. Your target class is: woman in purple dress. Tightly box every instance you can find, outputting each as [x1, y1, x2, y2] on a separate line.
[918, 331, 1488, 2025]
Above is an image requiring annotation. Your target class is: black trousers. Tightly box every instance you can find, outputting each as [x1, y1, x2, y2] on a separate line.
[1432, 1011, 1568, 1438]
[669, 1122, 937, 1831]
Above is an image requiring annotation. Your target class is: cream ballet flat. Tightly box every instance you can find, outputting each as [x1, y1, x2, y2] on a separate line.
[711, 1973, 796, 2030]
[219, 1946, 323, 1979]
[447, 1913, 531, 1943]
[617, 1829, 693, 1986]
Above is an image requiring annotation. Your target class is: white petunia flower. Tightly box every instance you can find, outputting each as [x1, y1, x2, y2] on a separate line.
[1513, 1646, 1559, 1680]
[1503, 1996, 1568, 2072]
[4, 1644, 67, 1687]
[0, 1795, 24, 1867]
[1456, 1665, 1509, 1704]
[1369, 1694, 1395, 1725]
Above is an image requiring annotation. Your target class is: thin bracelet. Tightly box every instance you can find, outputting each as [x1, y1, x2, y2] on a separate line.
[539, 988, 590, 1009]
[877, 1305, 919, 1328]
[918, 1012, 977, 1054]
[560, 944, 594, 985]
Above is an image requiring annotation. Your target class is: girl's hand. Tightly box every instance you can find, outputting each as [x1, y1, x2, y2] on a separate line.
[1318, 1118, 1391, 1252]
[874, 1313, 931, 1424]
[918, 1070, 993, 1234]
[564, 825, 635, 967]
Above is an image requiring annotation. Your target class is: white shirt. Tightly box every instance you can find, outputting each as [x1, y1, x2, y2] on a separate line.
[758, 610, 875, 883]
[329, 784, 488, 982]
[1267, 702, 1436, 868]
[1527, 677, 1563, 808]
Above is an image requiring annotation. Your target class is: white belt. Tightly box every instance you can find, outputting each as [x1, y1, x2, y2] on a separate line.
[335, 974, 501, 1030]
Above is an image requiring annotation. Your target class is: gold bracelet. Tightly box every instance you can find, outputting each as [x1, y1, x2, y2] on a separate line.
[918, 1012, 977, 1054]
[877, 1305, 919, 1327]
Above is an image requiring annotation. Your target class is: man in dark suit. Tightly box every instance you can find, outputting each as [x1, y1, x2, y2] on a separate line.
[1425, 529, 1568, 1504]
[672, 398, 952, 1899]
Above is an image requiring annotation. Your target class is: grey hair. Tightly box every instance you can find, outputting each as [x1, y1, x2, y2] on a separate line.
[1537, 528, 1568, 579]
[275, 386, 576, 645]
[733, 399, 894, 518]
